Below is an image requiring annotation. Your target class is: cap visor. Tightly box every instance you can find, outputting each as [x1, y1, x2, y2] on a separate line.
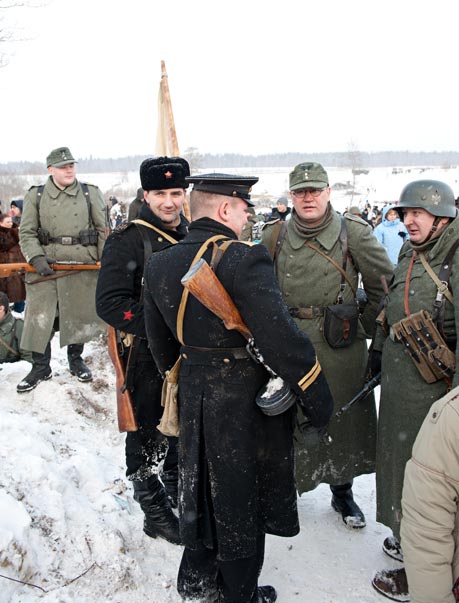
[290, 181, 328, 191]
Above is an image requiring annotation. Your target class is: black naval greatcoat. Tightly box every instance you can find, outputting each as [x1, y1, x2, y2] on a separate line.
[143, 218, 333, 561]
[96, 204, 188, 478]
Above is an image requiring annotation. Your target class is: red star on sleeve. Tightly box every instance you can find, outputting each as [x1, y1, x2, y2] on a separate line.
[123, 310, 134, 320]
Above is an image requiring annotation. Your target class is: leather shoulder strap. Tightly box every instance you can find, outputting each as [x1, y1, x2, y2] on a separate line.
[131, 219, 178, 245]
[176, 235, 228, 345]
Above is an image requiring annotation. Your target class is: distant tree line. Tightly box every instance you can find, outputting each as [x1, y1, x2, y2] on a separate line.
[1, 150, 459, 175]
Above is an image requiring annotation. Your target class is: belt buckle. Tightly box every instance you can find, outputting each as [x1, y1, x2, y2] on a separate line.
[61, 236, 72, 245]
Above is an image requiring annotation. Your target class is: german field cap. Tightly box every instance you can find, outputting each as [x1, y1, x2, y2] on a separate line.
[140, 156, 190, 191]
[289, 162, 329, 191]
[186, 173, 258, 207]
[46, 147, 77, 168]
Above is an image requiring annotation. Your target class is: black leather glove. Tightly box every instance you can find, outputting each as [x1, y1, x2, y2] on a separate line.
[30, 255, 56, 276]
[368, 348, 382, 378]
[297, 371, 334, 428]
[299, 418, 332, 447]
[398, 231, 407, 239]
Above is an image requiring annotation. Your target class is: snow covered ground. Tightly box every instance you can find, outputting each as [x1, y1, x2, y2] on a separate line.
[2, 163, 456, 602]
[1, 334, 394, 603]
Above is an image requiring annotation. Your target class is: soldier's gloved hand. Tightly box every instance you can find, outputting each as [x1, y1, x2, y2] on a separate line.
[299, 418, 332, 447]
[368, 348, 382, 378]
[297, 371, 334, 428]
[30, 255, 56, 276]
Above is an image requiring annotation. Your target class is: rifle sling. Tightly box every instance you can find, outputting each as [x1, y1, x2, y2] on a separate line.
[177, 235, 228, 345]
[0, 331, 20, 357]
[28, 270, 79, 284]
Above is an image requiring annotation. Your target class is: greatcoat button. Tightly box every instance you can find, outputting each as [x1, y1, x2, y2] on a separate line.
[223, 358, 230, 363]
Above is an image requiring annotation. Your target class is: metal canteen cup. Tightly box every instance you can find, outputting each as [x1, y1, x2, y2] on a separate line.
[255, 376, 297, 416]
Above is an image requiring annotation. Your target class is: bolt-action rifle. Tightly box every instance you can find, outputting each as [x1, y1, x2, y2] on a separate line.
[0, 261, 100, 278]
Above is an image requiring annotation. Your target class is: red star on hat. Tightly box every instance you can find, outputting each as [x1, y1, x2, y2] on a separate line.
[123, 310, 134, 320]
[164, 170, 173, 179]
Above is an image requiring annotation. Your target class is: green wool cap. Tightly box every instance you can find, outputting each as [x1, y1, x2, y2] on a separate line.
[46, 147, 77, 167]
[289, 162, 329, 191]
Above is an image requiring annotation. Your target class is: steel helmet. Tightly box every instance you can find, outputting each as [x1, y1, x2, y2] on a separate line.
[397, 180, 457, 219]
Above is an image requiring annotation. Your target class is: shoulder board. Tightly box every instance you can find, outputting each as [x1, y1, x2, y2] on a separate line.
[345, 213, 370, 226]
[28, 184, 44, 191]
[238, 240, 256, 247]
[259, 218, 280, 231]
[79, 181, 100, 189]
[113, 222, 133, 234]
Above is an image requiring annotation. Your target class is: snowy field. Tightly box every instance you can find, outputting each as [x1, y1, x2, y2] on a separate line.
[1, 164, 457, 602]
[0, 337, 393, 603]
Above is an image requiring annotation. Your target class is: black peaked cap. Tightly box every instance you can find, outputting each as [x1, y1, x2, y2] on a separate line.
[186, 173, 258, 206]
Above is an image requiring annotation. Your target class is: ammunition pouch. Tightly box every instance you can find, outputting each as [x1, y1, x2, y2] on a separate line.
[37, 228, 50, 245]
[323, 302, 360, 349]
[391, 309, 456, 384]
[79, 229, 98, 246]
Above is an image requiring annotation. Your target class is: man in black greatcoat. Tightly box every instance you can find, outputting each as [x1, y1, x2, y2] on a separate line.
[143, 173, 334, 603]
[96, 156, 190, 545]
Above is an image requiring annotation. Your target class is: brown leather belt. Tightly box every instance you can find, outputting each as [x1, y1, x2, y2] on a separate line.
[289, 306, 324, 319]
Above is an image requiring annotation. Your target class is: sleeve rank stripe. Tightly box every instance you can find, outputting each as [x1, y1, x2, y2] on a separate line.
[298, 359, 321, 391]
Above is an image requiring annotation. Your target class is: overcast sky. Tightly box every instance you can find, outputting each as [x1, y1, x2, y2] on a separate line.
[0, 0, 458, 163]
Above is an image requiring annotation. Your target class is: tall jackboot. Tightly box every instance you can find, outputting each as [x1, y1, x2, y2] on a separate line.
[330, 482, 366, 529]
[17, 342, 52, 393]
[132, 474, 181, 545]
[67, 343, 92, 382]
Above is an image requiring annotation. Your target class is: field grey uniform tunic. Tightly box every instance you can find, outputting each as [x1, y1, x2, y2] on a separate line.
[262, 209, 393, 492]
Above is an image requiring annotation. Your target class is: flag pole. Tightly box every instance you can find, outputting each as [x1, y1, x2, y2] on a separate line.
[156, 60, 191, 220]
[159, 60, 179, 156]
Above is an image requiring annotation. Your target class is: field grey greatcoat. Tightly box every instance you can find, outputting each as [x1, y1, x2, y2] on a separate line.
[262, 209, 394, 492]
[19, 177, 107, 353]
[374, 215, 459, 540]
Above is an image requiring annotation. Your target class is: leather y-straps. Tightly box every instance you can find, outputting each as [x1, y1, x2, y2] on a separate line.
[176, 235, 228, 345]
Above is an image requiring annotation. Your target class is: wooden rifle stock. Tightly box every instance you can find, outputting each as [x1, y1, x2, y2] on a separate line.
[0, 262, 100, 278]
[106, 326, 138, 432]
[181, 259, 252, 341]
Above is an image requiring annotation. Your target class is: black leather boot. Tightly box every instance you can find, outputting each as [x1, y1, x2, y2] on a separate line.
[17, 343, 52, 393]
[330, 482, 366, 529]
[132, 475, 181, 545]
[68, 344, 92, 382]
[160, 466, 178, 508]
[251, 585, 277, 603]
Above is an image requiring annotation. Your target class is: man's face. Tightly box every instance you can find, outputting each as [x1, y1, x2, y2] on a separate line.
[10, 206, 20, 216]
[290, 186, 331, 225]
[277, 202, 287, 213]
[402, 207, 447, 243]
[226, 197, 250, 237]
[48, 163, 76, 189]
[144, 188, 185, 228]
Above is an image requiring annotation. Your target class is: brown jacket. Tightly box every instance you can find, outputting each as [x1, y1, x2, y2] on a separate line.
[0, 223, 26, 302]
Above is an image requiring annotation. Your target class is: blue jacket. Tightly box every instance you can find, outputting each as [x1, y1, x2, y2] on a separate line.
[373, 205, 408, 265]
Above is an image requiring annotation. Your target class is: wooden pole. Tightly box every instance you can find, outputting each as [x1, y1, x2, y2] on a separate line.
[160, 60, 179, 156]
[159, 60, 191, 221]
